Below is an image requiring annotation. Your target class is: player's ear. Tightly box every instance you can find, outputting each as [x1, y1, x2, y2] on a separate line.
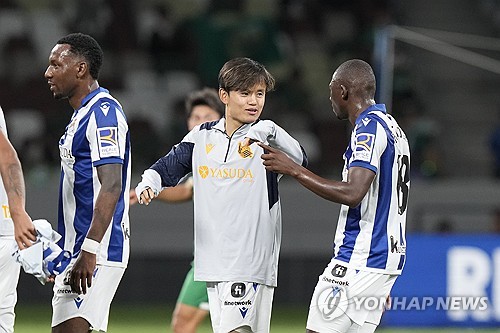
[340, 84, 348, 100]
[76, 61, 87, 79]
[218, 88, 229, 105]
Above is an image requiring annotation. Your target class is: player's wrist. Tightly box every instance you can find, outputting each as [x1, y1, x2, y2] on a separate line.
[81, 237, 100, 255]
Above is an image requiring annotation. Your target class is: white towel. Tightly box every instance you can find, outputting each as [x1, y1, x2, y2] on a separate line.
[12, 219, 72, 285]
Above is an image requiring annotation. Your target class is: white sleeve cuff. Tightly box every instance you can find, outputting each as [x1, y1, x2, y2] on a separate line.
[135, 169, 162, 202]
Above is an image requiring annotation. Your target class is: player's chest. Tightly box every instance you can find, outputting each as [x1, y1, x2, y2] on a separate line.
[192, 134, 263, 181]
[59, 113, 91, 166]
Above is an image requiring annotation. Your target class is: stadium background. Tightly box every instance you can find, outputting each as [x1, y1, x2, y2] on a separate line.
[1, 0, 499, 330]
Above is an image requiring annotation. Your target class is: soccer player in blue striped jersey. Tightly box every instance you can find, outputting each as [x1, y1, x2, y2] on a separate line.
[44, 33, 131, 333]
[258, 59, 410, 333]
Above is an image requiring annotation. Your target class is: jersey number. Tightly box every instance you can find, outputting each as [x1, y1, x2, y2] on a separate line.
[397, 154, 410, 215]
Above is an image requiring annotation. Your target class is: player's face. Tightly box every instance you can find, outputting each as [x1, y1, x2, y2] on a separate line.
[44, 44, 80, 100]
[187, 105, 220, 131]
[220, 83, 266, 129]
[329, 76, 347, 120]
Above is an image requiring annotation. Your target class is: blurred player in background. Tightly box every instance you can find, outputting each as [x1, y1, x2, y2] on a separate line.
[44, 33, 131, 333]
[130, 87, 224, 333]
[257, 59, 410, 333]
[135, 57, 307, 333]
[0, 105, 36, 333]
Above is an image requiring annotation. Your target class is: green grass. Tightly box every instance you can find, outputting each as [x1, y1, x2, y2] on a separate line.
[14, 304, 499, 333]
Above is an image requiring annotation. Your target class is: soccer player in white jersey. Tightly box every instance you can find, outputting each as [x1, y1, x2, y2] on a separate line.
[136, 57, 308, 333]
[257, 59, 410, 333]
[0, 105, 36, 333]
[44, 33, 131, 333]
[129, 88, 224, 333]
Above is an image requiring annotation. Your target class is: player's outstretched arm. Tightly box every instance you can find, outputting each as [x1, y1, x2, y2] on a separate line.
[129, 180, 192, 206]
[155, 180, 193, 203]
[258, 142, 375, 207]
[0, 130, 35, 249]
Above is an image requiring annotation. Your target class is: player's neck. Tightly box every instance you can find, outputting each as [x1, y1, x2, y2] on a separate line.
[69, 80, 100, 110]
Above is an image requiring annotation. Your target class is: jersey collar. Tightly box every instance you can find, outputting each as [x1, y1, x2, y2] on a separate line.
[79, 87, 109, 110]
[355, 104, 386, 126]
[213, 118, 257, 135]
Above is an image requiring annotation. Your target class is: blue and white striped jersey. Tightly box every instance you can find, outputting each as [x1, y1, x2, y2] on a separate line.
[333, 104, 410, 275]
[58, 87, 131, 267]
[0, 106, 13, 237]
[139, 118, 307, 287]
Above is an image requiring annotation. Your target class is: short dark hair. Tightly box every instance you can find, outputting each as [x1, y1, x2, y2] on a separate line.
[57, 33, 103, 80]
[185, 87, 224, 118]
[334, 59, 376, 99]
[218, 57, 275, 93]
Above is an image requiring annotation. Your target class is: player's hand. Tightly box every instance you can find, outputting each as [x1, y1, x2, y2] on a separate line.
[138, 187, 156, 205]
[69, 251, 96, 294]
[12, 211, 36, 250]
[129, 188, 138, 205]
[257, 142, 300, 176]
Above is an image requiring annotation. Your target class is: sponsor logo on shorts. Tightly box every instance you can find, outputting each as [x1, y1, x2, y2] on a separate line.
[224, 300, 252, 306]
[322, 276, 349, 287]
[74, 296, 84, 309]
[56, 288, 77, 295]
[331, 264, 347, 278]
[231, 283, 246, 298]
[239, 307, 249, 318]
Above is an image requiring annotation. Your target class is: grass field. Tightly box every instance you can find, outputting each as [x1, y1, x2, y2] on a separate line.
[14, 304, 499, 332]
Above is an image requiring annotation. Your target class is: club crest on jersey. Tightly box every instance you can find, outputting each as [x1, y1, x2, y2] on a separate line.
[353, 133, 375, 162]
[238, 142, 253, 158]
[97, 127, 119, 157]
[205, 143, 214, 154]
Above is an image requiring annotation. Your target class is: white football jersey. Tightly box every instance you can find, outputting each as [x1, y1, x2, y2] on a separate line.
[0, 106, 13, 236]
[333, 104, 410, 275]
[58, 88, 131, 267]
[144, 118, 307, 287]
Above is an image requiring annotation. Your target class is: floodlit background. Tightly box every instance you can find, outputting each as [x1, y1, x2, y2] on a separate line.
[1, 0, 499, 330]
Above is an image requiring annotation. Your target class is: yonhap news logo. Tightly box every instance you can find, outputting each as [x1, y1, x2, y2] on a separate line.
[316, 286, 348, 320]
[353, 296, 489, 312]
[316, 293, 489, 319]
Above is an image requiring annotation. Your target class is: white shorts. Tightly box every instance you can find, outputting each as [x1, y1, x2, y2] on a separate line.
[51, 263, 125, 331]
[207, 281, 274, 333]
[0, 237, 20, 333]
[307, 259, 397, 332]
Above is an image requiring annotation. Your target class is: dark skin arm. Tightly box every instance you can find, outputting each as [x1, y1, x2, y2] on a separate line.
[70, 163, 122, 294]
[0, 131, 36, 249]
[258, 143, 375, 207]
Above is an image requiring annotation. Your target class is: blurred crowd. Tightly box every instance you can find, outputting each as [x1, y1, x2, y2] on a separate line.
[1, 0, 500, 235]
[0, 0, 496, 184]
[0, 0, 404, 177]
